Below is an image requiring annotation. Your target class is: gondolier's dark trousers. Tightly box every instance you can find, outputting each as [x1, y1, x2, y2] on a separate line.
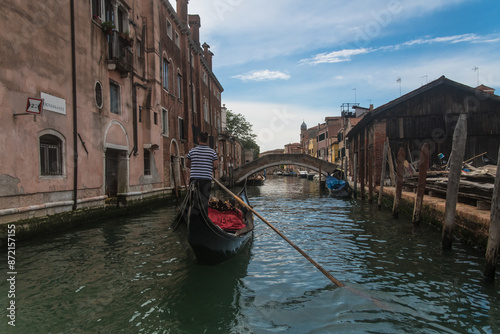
[190, 178, 212, 213]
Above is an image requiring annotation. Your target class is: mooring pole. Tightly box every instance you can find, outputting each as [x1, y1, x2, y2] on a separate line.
[378, 139, 388, 210]
[353, 152, 358, 199]
[442, 114, 468, 249]
[412, 143, 430, 227]
[368, 150, 373, 204]
[360, 149, 365, 201]
[387, 139, 396, 186]
[319, 166, 322, 193]
[392, 147, 406, 219]
[484, 145, 500, 282]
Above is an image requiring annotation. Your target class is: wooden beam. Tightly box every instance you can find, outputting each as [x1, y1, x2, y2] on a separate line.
[412, 143, 430, 227]
[378, 139, 388, 210]
[392, 146, 406, 219]
[442, 114, 468, 249]
[484, 144, 500, 282]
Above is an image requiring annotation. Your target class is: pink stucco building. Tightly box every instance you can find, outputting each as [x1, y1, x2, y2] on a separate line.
[0, 0, 229, 223]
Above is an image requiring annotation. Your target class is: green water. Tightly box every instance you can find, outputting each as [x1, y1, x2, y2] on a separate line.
[1, 176, 499, 333]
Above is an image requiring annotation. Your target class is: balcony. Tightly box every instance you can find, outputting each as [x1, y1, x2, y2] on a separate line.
[107, 31, 133, 76]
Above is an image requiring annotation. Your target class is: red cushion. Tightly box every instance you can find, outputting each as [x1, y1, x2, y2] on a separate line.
[208, 208, 246, 230]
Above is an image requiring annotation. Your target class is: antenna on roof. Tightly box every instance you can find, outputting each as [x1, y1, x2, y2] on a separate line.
[472, 66, 479, 86]
[396, 77, 401, 96]
[420, 75, 428, 85]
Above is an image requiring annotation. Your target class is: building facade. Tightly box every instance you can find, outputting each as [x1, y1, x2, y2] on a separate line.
[0, 0, 228, 223]
[347, 76, 500, 188]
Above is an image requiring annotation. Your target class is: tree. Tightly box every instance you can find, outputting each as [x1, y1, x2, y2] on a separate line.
[226, 110, 259, 156]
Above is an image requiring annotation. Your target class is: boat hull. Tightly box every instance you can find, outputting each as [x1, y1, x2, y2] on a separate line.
[174, 183, 254, 265]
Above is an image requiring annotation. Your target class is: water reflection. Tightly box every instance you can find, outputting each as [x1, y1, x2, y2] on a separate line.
[0, 176, 498, 333]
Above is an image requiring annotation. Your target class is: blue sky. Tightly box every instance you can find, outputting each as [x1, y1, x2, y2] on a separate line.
[186, 0, 500, 152]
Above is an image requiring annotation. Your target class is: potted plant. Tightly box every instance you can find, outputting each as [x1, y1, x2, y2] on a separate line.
[92, 14, 101, 24]
[101, 21, 115, 35]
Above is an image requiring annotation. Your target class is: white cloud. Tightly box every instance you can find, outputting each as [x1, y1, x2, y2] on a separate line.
[232, 70, 291, 82]
[301, 33, 500, 65]
[299, 48, 372, 65]
[223, 100, 331, 152]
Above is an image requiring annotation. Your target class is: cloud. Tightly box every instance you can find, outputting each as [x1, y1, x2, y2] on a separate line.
[299, 48, 372, 65]
[301, 33, 500, 65]
[232, 70, 291, 82]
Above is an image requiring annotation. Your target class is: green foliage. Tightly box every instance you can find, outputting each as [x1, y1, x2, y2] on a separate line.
[226, 110, 260, 156]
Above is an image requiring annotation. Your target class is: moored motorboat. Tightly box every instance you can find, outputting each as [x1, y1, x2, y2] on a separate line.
[173, 183, 254, 265]
[299, 170, 308, 178]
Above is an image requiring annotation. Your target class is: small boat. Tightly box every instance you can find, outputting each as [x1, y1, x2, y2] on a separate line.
[173, 183, 254, 265]
[246, 174, 265, 186]
[307, 172, 316, 180]
[299, 170, 308, 178]
[326, 175, 351, 197]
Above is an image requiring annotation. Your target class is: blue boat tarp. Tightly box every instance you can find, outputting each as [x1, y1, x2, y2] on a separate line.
[326, 176, 346, 190]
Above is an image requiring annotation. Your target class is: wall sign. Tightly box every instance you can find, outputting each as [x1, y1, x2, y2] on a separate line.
[26, 98, 44, 115]
[41, 92, 66, 115]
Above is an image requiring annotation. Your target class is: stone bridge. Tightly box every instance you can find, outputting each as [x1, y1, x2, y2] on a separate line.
[231, 154, 340, 184]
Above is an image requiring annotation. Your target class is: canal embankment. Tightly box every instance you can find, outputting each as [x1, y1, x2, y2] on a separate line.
[367, 185, 491, 249]
[0, 188, 186, 246]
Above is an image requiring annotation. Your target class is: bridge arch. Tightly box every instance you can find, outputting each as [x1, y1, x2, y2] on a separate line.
[231, 154, 339, 184]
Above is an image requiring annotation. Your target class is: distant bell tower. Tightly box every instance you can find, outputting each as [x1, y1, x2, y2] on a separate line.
[300, 120, 307, 153]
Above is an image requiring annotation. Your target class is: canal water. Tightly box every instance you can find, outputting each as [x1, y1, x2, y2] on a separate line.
[1, 176, 499, 333]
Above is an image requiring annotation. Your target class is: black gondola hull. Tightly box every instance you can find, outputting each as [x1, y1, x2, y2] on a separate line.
[174, 183, 254, 265]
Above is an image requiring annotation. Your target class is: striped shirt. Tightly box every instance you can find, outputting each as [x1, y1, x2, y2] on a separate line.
[186, 145, 218, 180]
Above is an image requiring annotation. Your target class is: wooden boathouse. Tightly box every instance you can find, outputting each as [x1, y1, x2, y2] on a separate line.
[347, 76, 500, 192]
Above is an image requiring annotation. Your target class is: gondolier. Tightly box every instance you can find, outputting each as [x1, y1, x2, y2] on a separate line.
[186, 132, 218, 211]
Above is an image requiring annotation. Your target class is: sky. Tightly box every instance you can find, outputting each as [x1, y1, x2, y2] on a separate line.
[183, 0, 500, 152]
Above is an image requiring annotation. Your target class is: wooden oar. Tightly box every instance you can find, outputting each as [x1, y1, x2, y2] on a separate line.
[213, 177, 391, 310]
[213, 177, 344, 287]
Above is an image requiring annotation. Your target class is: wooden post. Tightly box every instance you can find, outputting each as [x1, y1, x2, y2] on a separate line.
[353, 152, 358, 199]
[484, 145, 500, 282]
[378, 139, 388, 210]
[442, 114, 468, 249]
[392, 147, 406, 218]
[412, 143, 430, 226]
[368, 150, 373, 204]
[387, 140, 396, 186]
[319, 166, 322, 192]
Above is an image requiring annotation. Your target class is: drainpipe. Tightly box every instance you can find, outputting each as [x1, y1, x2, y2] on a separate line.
[130, 82, 139, 157]
[131, 82, 149, 158]
[70, 0, 78, 211]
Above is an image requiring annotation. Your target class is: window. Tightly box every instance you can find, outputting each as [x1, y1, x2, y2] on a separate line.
[162, 108, 168, 136]
[40, 134, 63, 176]
[203, 99, 209, 122]
[162, 58, 169, 91]
[144, 149, 151, 175]
[177, 74, 182, 100]
[203, 71, 207, 85]
[154, 112, 158, 125]
[175, 31, 180, 48]
[192, 85, 197, 113]
[178, 117, 185, 140]
[166, 19, 172, 39]
[92, 0, 102, 19]
[110, 81, 120, 114]
[136, 39, 142, 59]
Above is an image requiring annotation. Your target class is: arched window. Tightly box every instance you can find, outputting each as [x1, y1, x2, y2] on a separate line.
[40, 134, 63, 176]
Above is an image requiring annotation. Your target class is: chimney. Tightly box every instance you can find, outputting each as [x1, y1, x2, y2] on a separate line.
[189, 14, 201, 44]
[177, 0, 188, 24]
[202, 42, 213, 70]
[476, 84, 495, 95]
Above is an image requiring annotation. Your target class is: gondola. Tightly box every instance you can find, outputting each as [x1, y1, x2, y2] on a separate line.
[173, 182, 254, 265]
